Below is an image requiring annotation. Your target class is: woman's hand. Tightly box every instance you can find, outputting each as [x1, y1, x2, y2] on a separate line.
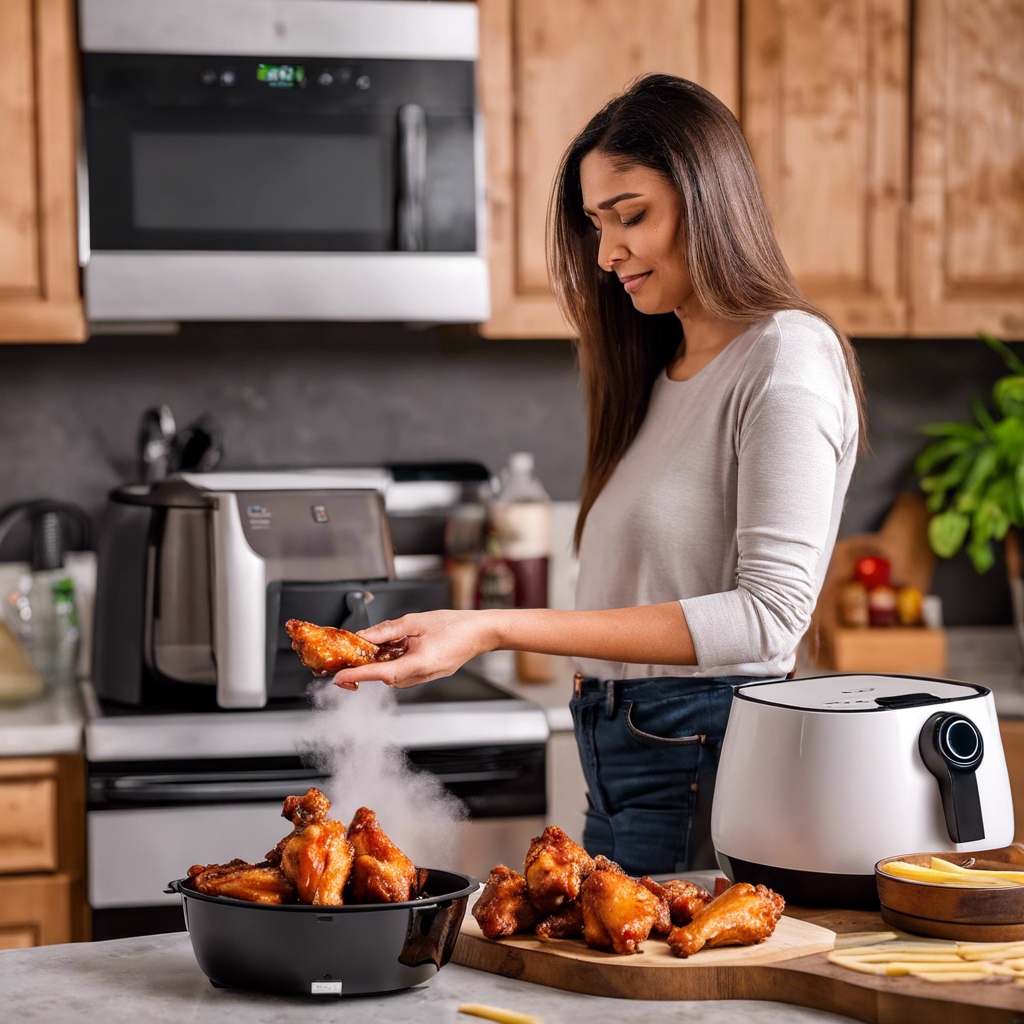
[331, 609, 499, 690]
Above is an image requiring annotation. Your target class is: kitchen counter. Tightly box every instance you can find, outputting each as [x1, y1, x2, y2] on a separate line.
[0, 930, 858, 1024]
[492, 627, 1024, 730]
[0, 684, 83, 756]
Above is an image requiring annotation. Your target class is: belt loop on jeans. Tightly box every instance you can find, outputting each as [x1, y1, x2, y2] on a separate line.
[605, 679, 617, 719]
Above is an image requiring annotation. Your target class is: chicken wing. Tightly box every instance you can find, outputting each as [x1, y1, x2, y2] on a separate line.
[346, 806, 419, 903]
[667, 882, 785, 958]
[268, 787, 353, 905]
[524, 826, 595, 913]
[187, 859, 296, 904]
[535, 897, 584, 939]
[580, 869, 669, 954]
[472, 865, 540, 939]
[285, 618, 408, 676]
[645, 877, 714, 926]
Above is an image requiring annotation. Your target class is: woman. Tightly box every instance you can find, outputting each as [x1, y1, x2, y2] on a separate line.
[333, 74, 865, 875]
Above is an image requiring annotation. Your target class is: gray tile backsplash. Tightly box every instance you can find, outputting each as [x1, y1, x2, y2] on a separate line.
[0, 322, 1017, 625]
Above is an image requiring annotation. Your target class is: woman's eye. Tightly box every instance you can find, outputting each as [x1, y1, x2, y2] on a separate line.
[622, 212, 645, 227]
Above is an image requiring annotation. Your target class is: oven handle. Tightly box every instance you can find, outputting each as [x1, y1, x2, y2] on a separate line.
[93, 767, 524, 804]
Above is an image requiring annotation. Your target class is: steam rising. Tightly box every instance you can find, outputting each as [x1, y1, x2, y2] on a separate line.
[299, 680, 468, 867]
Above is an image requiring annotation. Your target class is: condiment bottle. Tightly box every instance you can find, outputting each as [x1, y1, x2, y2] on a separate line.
[489, 453, 552, 682]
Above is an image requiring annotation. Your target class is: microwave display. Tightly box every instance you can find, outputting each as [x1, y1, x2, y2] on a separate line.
[83, 53, 477, 253]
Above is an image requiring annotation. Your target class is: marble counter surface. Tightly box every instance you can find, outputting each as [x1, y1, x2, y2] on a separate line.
[0, 683, 83, 756]
[0, 931, 858, 1024]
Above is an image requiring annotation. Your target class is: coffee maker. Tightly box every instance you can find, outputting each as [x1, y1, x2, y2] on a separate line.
[91, 470, 449, 709]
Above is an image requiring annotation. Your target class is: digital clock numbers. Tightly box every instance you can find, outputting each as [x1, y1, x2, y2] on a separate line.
[256, 64, 306, 87]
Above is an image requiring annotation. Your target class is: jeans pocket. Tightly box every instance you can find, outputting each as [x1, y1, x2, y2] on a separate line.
[624, 701, 705, 748]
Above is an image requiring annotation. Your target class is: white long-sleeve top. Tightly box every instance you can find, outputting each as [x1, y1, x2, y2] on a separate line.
[573, 309, 858, 680]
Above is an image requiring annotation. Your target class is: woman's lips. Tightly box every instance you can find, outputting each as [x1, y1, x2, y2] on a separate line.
[621, 271, 651, 294]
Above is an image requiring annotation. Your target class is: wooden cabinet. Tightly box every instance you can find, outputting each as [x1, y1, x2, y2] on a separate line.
[742, 0, 909, 337]
[1000, 719, 1024, 844]
[909, 0, 1024, 338]
[0, 0, 85, 343]
[0, 756, 88, 947]
[478, 0, 739, 338]
[478, 0, 1024, 340]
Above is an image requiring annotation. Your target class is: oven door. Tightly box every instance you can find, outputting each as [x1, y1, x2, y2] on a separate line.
[83, 54, 477, 255]
[87, 746, 545, 939]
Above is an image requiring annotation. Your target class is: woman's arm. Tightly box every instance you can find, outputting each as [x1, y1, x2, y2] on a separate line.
[330, 603, 696, 690]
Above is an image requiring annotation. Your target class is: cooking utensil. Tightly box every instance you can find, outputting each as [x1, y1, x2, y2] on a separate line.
[166, 868, 476, 996]
[712, 675, 1015, 906]
[875, 845, 1024, 940]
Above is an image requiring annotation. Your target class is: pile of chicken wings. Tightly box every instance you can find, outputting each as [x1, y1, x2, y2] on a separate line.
[187, 788, 423, 906]
[472, 826, 785, 957]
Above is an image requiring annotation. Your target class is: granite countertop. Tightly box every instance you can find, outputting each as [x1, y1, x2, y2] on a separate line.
[0, 683, 83, 756]
[0, 930, 858, 1024]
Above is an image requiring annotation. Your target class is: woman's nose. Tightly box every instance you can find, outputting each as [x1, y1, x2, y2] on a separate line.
[598, 232, 629, 272]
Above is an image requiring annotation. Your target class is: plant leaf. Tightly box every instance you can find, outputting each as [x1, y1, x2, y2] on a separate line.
[967, 538, 996, 574]
[919, 451, 977, 506]
[979, 331, 1024, 375]
[993, 375, 1024, 419]
[929, 511, 971, 558]
[914, 435, 978, 478]
[954, 445, 999, 513]
[971, 394, 997, 435]
[918, 422, 987, 441]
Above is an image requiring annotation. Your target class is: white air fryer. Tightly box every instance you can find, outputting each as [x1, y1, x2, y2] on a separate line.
[712, 675, 1015, 906]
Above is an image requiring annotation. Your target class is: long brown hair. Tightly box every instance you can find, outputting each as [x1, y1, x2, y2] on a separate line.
[547, 74, 867, 551]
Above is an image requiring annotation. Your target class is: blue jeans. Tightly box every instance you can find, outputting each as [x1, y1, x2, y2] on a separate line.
[570, 675, 773, 876]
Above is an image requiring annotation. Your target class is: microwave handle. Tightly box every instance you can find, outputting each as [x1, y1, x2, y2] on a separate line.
[397, 103, 427, 251]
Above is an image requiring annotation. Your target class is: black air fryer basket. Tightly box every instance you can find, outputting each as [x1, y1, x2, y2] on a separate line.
[166, 869, 477, 996]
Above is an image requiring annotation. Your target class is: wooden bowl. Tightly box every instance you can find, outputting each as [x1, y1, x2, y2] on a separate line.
[875, 844, 1024, 940]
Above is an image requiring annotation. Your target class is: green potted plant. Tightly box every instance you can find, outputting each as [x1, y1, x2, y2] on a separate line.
[914, 332, 1024, 652]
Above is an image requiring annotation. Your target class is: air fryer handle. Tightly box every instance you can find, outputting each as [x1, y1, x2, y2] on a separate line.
[919, 712, 986, 843]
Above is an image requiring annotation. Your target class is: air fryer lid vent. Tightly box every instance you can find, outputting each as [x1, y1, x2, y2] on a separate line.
[735, 675, 984, 712]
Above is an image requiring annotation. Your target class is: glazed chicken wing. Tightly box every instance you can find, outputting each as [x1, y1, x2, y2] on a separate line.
[267, 787, 353, 905]
[472, 865, 540, 939]
[535, 897, 584, 939]
[581, 869, 669, 954]
[285, 618, 408, 676]
[667, 882, 785, 958]
[187, 859, 296, 904]
[524, 826, 595, 913]
[646, 878, 714, 926]
[346, 806, 419, 903]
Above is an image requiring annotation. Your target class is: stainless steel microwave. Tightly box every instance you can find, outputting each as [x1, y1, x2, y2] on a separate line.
[79, 0, 489, 324]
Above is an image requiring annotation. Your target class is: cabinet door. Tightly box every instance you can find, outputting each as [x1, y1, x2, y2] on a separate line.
[0, 0, 85, 343]
[1000, 719, 1024, 844]
[478, 0, 739, 338]
[743, 0, 909, 337]
[910, 1, 1024, 339]
[0, 874, 73, 947]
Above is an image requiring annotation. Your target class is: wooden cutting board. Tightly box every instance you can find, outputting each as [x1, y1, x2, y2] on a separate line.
[452, 914, 835, 998]
[452, 916, 1024, 1022]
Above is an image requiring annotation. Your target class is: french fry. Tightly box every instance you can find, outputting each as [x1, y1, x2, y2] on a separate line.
[885, 961, 994, 976]
[458, 1005, 544, 1024]
[852, 953, 962, 963]
[931, 857, 1024, 884]
[928, 857, 1024, 885]
[912, 971, 991, 983]
[880, 861, 1010, 887]
[826, 953, 886, 975]
[958, 945, 1024, 962]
